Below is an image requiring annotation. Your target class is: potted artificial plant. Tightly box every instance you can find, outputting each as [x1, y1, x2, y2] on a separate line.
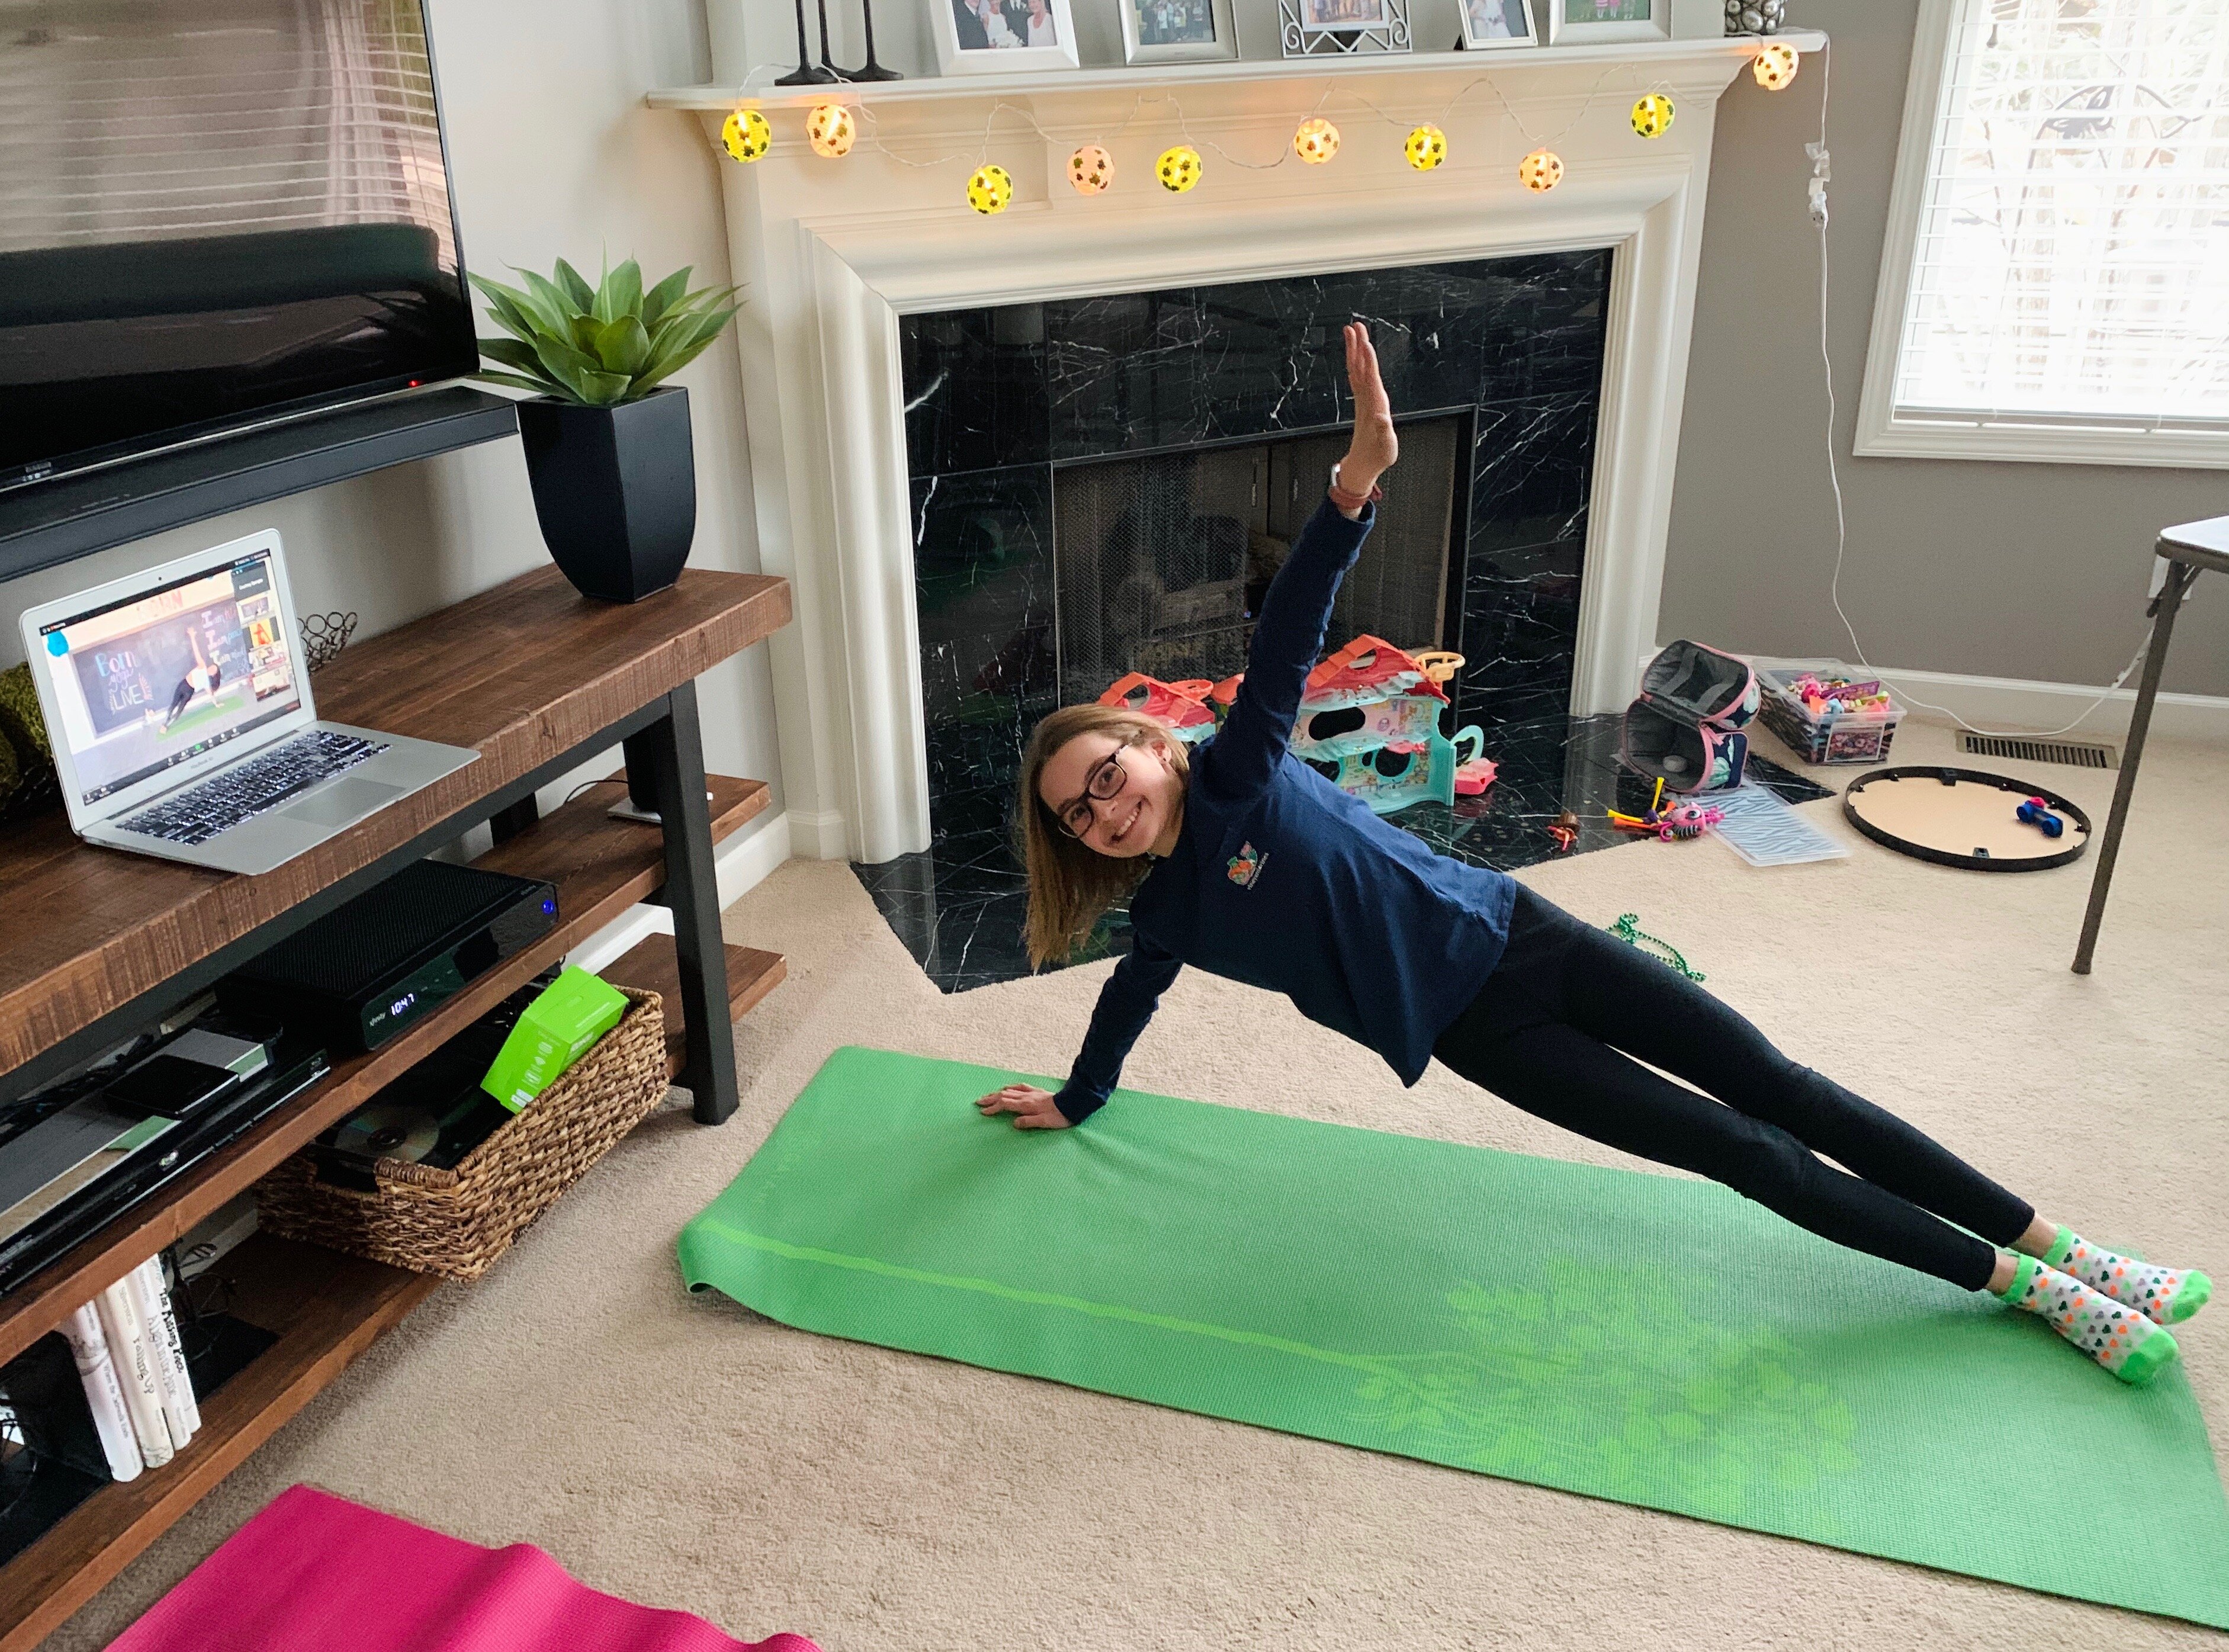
[471, 258, 739, 603]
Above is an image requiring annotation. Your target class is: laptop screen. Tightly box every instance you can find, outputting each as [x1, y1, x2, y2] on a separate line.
[36, 550, 302, 808]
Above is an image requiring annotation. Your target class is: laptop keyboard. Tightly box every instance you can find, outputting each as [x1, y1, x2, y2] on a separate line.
[120, 730, 390, 847]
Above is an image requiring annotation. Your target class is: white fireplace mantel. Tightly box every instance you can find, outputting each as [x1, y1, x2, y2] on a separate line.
[653, 34, 1823, 863]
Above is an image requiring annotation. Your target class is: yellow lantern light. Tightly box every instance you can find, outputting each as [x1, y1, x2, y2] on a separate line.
[806, 103, 856, 158]
[1404, 124, 1447, 171]
[1157, 144, 1203, 193]
[1630, 94, 1675, 139]
[1069, 143, 1115, 195]
[1518, 147, 1563, 192]
[967, 163, 1014, 215]
[721, 107, 772, 163]
[1752, 41, 1800, 90]
[1293, 116, 1341, 166]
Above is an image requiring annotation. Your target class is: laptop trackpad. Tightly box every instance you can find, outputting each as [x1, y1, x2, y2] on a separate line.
[280, 776, 403, 827]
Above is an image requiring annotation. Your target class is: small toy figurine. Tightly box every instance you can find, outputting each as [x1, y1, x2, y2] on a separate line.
[2015, 795, 2065, 839]
[1547, 811, 1581, 853]
[1607, 777, 1724, 842]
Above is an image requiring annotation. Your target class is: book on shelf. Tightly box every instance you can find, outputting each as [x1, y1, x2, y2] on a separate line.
[58, 1300, 144, 1483]
[94, 1276, 174, 1467]
[129, 1257, 200, 1447]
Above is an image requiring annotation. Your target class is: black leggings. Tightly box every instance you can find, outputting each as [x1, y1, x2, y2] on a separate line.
[1433, 888, 2032, 1291]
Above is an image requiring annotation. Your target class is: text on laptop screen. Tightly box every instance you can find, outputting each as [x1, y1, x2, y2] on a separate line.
[39, 553, 301, 806]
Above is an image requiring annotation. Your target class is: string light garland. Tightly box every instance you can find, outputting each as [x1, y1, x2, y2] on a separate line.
[1630, 93, 1675, 139]
[721, 107, 772, 163]
[806, 103, 856, 157]
[1069, 143, 1114, 195]
[966, 163, 1013, 214]
[1752, 41, 1800, 90]
[1293, 116, 1341, 165]
[714, 44, 1803, 211]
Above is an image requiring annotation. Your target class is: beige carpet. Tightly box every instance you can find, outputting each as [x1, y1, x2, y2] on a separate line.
[46, 720, 2229, 1651]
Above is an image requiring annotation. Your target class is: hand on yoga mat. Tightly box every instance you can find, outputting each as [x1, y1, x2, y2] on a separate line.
[975, 1082, 1072, 1130]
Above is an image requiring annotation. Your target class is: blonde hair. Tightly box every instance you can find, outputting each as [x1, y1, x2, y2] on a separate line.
[1016, 703, 1190, 970]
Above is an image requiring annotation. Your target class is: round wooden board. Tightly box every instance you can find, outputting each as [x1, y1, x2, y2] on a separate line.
[1842, 767, 2092, 872]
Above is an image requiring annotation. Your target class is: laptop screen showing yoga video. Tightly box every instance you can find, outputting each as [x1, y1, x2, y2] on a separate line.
[37, 549, 303, 809]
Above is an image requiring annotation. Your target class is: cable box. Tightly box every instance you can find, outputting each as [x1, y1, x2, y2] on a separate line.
[219, 860, 558, 1053]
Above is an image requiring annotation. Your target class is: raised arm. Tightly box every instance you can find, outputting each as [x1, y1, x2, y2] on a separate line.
[1199, 322, 1399, 803]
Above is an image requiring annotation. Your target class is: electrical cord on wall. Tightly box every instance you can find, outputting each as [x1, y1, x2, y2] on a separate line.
[1807, 38, 2153, 741]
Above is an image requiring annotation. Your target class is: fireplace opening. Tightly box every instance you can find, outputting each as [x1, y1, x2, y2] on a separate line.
[1052, 416, 1463, 709]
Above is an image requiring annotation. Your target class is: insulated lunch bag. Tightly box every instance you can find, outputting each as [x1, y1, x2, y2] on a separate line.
[1620, 640, 1759, 794]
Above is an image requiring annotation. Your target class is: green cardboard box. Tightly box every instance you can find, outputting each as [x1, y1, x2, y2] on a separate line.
[481, 966, 630, 1113]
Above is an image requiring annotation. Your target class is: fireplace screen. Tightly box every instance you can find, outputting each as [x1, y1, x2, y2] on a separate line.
[1051, 416, 1460, 707]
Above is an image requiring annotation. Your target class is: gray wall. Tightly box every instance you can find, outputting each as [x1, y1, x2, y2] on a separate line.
[1663, 0, 2228, 699]
[0, 0, 782, 822]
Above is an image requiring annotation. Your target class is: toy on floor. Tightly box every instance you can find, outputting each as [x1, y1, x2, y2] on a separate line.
[1453, 754, 1498, 796]
[1607, 912, 1706, 981]
[1546, 811, 1581, 853]
[1096, 673, 1217, 744]
[1607, 777, 1724, 843]
[2015, 796, 2065, 839]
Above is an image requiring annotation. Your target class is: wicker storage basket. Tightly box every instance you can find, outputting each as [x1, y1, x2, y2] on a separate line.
[256, 989, 666, 1283]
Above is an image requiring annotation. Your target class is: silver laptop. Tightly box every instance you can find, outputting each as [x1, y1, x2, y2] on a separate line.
[20, 528, 478, 876]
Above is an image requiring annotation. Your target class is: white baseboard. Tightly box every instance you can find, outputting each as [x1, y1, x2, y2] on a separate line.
[568, 808, 792, 971]
[717, 808, 793, 906]
[1847, 664, 2229, 746]
[1637, 647, 2229, 746]
[785, 806, 849, 862]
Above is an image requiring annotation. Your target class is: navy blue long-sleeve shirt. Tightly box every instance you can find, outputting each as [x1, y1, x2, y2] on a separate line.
[1053, 496, 1518, 1123]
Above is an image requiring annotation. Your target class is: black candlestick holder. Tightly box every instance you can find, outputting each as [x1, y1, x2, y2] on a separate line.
[849, 0, 904, 81]
[775, 0, 838, 84]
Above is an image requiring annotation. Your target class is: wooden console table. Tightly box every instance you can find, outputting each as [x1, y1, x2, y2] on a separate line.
[0, 564, 790, 1649]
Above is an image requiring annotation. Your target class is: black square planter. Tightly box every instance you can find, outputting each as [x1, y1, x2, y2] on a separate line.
[516, 385, 697, 603]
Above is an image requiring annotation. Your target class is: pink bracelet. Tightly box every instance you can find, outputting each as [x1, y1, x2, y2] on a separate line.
[1328, 474, 1384, 513]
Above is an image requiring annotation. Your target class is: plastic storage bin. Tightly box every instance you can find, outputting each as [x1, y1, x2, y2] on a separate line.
[1755, 661, 1905, 766]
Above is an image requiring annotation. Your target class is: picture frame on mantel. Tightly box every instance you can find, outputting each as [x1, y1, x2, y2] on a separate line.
[1119, 0, 1241, 65]
[1545, 0, 1669, 44]
[1279, 0, 1412, 57]
[932, 0, 1081, 74]
[1457, 0, 1537, 49]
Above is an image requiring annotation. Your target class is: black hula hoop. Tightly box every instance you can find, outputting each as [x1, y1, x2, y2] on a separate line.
[1841, 766, 2093, 873]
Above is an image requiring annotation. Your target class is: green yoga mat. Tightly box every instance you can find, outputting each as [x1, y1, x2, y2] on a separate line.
[680, 1047, 2229, 1628]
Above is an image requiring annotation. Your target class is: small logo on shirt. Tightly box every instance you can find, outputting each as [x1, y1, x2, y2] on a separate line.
[1226, 842, 1268, 888]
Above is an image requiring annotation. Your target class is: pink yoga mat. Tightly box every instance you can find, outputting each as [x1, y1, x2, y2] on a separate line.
[111, 1484, 820, 1652]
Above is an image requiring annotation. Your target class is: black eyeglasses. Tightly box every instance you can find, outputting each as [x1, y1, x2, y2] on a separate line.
[1049, 736, 1139, 840]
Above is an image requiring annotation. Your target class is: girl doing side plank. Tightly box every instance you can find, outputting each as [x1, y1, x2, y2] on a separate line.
[977, 323, 2209, 1386]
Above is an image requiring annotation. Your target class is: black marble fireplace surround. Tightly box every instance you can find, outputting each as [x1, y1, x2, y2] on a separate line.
[860, 253, 1829, 991]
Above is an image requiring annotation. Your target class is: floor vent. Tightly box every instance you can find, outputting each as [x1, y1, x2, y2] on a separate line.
[1959, 733, 2118, 770]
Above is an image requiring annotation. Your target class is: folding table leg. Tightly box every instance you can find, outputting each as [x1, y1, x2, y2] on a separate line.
[2073, 560, 2195, 975]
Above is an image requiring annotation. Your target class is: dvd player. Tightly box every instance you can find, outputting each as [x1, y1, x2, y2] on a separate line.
[219, 860, 558, 1053]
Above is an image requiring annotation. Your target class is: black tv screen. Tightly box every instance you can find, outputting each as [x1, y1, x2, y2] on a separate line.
[0, 0, 477, 491]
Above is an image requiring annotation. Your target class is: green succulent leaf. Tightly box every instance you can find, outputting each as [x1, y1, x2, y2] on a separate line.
[595, 259, 643, 326]
[473, 368, 569, 397]
[592, 313, 651, 377]
[551, 258, 596, 312]
[472, 255, 737, 405]
[641, 265, 692, 329]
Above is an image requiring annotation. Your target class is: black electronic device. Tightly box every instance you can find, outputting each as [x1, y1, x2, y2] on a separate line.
[217, 861, 558, 1054]
[311, 969, 558, 1191]
[0, 1044, 327, 1299]
[0, 1, 476, 494]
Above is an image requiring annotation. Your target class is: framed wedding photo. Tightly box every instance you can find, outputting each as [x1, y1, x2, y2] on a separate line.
[1120, 0, 1241, 65]
[933, 0, 1082, 75]
[1458, 0, 1536, 50]
[1544, 0, 1666, 45]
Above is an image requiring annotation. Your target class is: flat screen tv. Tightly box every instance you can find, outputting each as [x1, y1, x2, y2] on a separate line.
[0, 0, 477, 493]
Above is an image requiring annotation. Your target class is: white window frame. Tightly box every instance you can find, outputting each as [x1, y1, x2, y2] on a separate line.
[1856, 0, 2229, 470]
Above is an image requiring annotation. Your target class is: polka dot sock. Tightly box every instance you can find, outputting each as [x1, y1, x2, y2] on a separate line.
[1995, 1255, 2179, 1386]
[2042, 1225, 2211, 1326]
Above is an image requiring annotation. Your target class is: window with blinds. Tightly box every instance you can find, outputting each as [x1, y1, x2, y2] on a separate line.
[1888, 0, 2229, 436]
